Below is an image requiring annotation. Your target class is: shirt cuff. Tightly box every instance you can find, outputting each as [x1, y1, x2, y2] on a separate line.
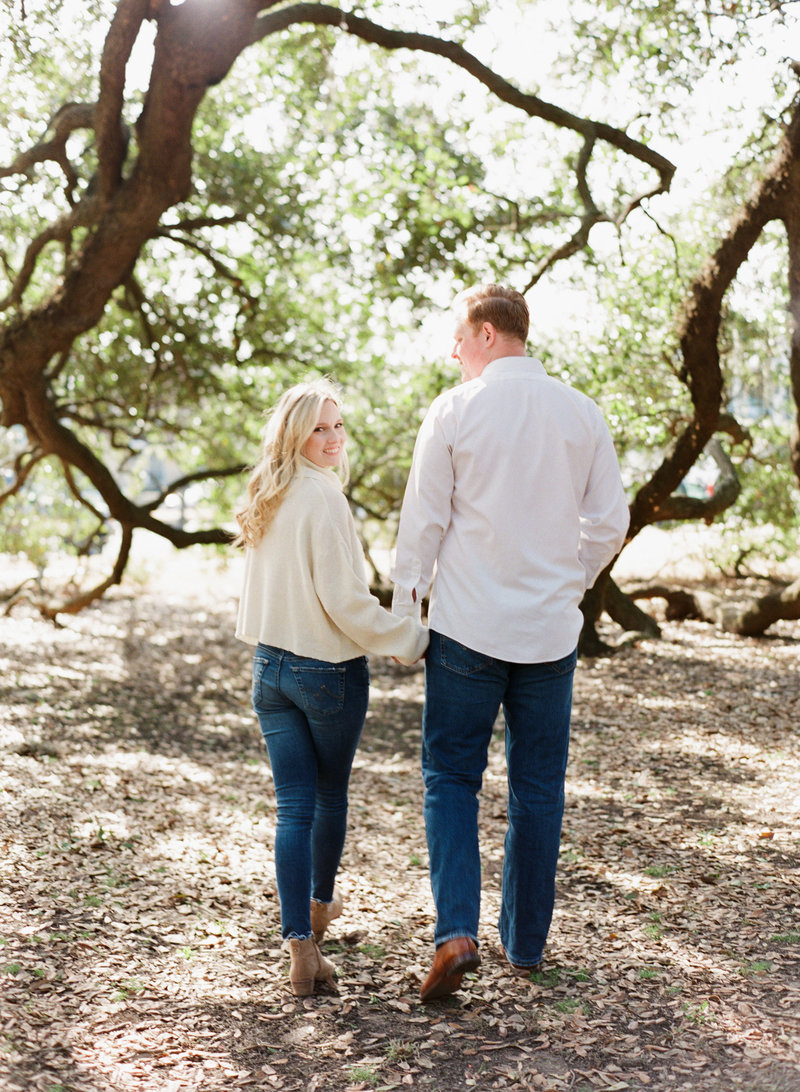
[392, 584, 422, 623]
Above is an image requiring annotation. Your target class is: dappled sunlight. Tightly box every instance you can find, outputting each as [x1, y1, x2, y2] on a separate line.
[2, 591, 798, 1091]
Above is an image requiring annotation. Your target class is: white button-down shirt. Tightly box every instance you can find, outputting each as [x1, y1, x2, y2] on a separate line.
[391, 357, 629, 662]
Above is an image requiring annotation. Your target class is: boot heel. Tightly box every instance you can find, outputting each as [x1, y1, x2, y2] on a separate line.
[316, 950, 335, 984]
[288, 937, 336, 996]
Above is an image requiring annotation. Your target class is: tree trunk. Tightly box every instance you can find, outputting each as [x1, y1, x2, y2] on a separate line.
[604, 579, 662, 638]
[625, 99, 800, 540]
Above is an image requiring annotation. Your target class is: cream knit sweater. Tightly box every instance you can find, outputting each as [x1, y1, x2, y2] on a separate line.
[236, 460, 428, 665]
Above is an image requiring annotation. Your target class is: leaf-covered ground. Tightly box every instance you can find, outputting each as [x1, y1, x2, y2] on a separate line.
[1, 554, 799, 1092]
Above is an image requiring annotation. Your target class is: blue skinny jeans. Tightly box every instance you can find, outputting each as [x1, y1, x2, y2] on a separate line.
[251, 644, 369, 941]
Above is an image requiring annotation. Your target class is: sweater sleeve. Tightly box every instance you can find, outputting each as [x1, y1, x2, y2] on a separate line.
[306, 483, 429, 665]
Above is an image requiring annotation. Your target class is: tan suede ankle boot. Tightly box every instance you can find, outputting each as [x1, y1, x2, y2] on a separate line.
[310, 888, 343, 943]
[288, 937, 335, 997]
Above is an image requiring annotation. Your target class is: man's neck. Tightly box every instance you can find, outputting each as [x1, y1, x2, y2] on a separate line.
[489, 336, 527, 361]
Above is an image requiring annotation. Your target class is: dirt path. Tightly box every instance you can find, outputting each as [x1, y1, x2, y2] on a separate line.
[1, 572, 798, 1091]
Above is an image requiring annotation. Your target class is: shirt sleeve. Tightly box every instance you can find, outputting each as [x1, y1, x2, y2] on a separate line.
[308, 486, 429, 664]
[390, 401, 454, 618]
[578, 414, 630, 589]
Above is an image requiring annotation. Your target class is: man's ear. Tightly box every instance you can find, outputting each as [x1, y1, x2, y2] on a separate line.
[483, 322, 496, 344]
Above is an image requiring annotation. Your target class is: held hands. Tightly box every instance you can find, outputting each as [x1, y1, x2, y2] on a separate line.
[391, 587, 423, 663]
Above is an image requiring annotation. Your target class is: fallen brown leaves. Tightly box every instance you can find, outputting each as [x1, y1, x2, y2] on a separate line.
[1, 557, 798, 1092]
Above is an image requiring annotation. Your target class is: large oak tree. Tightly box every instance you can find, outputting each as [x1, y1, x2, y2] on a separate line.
[1, 0, 798, 637]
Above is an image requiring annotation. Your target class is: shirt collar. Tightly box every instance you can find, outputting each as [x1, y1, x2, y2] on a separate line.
[481, 355, 546, 380]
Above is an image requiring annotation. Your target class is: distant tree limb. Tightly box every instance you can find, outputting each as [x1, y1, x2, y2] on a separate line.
[627, 577, 800, 636]
[36, 524, 134, 620]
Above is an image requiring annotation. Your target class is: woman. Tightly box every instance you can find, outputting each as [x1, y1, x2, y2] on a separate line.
[234, 378, 428, 997]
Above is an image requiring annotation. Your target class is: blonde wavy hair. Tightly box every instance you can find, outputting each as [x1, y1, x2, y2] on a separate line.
[233, 378, 349, 548]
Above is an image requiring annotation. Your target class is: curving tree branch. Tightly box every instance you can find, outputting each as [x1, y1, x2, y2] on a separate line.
[249, 4, 678, 297]
[523, 132, 613, 290]
[35, 523, 135, 619]
[0, 446, 44, 503]
[139, 464, 247, 515]
[626, 95, 800, 541]
[0, 102, 97, 197]
[642, 436, 741, 525]
[249, 4, 676, 187]
[3, 0, 794, 624]
[96, 0, 149, 198]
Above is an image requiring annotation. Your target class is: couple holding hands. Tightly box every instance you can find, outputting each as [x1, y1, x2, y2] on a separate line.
[234, 284, 629, 1001]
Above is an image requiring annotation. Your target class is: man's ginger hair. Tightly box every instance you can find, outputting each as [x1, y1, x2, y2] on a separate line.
[454, 284, 529, 344]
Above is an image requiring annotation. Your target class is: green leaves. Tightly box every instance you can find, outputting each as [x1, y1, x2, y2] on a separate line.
[2, 0, 799, 599]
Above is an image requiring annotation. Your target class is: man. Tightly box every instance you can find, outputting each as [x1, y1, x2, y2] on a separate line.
[391, 284, 629, 1002]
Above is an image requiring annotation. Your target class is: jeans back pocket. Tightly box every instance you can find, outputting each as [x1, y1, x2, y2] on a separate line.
[290, 663, 346, 715]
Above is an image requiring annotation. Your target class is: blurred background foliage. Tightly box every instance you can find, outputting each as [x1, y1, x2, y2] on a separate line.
[0, 0, 798, 584]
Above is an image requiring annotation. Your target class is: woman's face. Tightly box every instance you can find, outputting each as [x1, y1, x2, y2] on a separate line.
[301, 399, 346, 468]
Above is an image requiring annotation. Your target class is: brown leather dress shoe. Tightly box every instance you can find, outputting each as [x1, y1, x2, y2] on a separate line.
[420, 937, 480, 1002]
[503, 948, 543, 978]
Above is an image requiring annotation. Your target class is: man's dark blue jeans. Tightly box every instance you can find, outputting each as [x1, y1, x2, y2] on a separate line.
[422, 631, 576, 967]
